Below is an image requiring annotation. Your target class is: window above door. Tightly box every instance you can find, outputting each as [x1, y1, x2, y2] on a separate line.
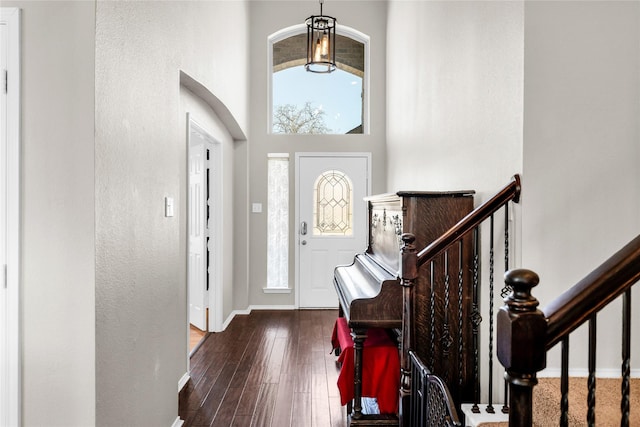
[268, 25, 370, 135]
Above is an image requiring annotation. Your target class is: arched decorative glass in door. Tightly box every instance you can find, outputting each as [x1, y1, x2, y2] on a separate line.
[313, 170, 353, 236]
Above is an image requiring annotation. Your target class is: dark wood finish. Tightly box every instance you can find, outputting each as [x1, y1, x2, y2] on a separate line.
[497, 235, 640, 426]
[497, 269, 547, 375]
[398, 175, 521, 410]
[497, 269, 547, 427]
[334, 253, 402, 330]
[350, 328, 367, 421]
[393, 191, 476, 407]
[335, 189, 475, 424]
[348, 414, 399, 426]
[414, 175, 521, 266]
[398, 234, 417, 427]
[179, 310, 346, 427]
[543, 234, 640, 349]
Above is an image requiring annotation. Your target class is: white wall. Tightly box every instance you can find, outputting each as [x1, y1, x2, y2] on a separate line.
[386, 0, 640, 376]
[247, 1, 388, 307]
[10, 1, 249, 424]
[386, 1, 524, 199]
[522, 1, 640, 374]
[386, 1, 524, 401]
[1, 1, 96, 425]
[95, 1, 248, 425]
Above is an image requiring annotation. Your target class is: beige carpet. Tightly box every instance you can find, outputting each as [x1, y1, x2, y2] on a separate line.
[477, 377, 639, 427]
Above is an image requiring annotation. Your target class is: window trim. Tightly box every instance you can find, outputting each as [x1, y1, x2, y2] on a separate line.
[267, 24, 370, 135]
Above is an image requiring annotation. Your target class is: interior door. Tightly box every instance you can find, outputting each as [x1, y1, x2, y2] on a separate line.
[296, 153, 370, 308]
[188, 140, 207, 331]
[0, 16, 9, 426]
[1, 8, 19, 425]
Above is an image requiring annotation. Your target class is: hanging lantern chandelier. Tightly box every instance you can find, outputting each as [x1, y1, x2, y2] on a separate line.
[305, 0, 336, 73]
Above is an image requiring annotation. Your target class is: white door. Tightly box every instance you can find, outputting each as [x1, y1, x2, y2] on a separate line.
[0, 16, 9, 426]
[188, 140, 207, 331]
[1, 8, 20, 426]
[296, 153, 370, 308]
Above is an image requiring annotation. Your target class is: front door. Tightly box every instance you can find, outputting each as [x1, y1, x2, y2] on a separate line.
[296, 153, 370, 308]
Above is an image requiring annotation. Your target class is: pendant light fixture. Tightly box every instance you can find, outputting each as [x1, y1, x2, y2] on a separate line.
[305, 0, 336, 73]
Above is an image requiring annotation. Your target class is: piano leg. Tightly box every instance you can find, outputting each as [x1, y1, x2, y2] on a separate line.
[335, 304, 344, 356]
[351, 328, 367, 420]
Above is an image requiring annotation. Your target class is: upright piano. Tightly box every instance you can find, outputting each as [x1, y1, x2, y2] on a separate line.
[334, 190, 475, 425]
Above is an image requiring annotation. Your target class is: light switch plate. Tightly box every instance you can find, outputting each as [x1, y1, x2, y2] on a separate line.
[165, 197, 174, 217]
[252, 203, 262, 213]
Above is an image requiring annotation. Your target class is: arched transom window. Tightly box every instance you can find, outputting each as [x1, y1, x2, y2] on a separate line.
[269, 26, 369, 135]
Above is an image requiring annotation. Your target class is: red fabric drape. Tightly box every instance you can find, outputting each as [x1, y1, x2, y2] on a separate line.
[330, 317, 400, 414]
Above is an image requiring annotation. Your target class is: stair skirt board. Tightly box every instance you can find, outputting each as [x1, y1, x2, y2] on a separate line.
[178, 372, 190, 392]
[461, 404, 508, 427]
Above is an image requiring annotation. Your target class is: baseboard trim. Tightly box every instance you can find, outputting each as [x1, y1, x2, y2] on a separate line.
[221, 309, 248, 330]
[178, 372, 190, 392]
[539, 368, 640, 378]
[248, 304, 296, 311]
[171, 416, 184, 427]
[221, 305, 297, 331]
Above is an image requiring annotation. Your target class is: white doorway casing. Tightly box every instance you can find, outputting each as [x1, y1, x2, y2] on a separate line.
[1, 7, 21, 427]
[295, 153, 371, 308]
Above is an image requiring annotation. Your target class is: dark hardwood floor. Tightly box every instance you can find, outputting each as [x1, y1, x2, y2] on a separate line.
[179, 309, 347, 427]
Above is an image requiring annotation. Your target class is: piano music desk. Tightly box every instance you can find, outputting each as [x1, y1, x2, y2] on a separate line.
[331, 317, 400, 425]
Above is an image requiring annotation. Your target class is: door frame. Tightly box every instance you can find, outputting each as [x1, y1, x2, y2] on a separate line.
[294, 152, 371, 309]
[1, 7, 21, 427]
[186, 113, 223, 338]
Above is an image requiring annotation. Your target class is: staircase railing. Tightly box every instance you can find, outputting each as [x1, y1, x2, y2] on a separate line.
[498, 234, 640, 426]
[409, 350, 462, 426]
[399, 175, 522, 424]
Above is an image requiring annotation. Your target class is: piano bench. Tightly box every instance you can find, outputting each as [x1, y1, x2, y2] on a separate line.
[331, 317, 398, 355]
[330, 317, 400, 416]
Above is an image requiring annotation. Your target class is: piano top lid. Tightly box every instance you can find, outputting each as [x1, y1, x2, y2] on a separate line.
[364, 190, 475, 202]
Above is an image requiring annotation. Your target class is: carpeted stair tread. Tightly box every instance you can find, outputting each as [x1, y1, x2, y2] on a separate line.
[532, 377, 639, 427]
[475, 377, 639, 427]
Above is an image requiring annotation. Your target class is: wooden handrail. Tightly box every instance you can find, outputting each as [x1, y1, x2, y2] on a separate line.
[499, 234, 640, 426]
[416, 174, 521, 268]
[543, 233, 640, 349]
[399, 174, 522, 424]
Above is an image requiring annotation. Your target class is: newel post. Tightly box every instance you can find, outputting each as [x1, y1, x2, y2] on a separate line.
[497, 269, 547, 427]
[399, 233, 417, 427]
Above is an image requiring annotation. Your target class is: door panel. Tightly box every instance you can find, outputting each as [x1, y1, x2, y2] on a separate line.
[297, 154, 370, 308]
[1, 9, 20, 425]
[188, 141, 207, 331]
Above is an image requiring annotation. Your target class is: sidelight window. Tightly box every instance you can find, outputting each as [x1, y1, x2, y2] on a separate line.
[267, 153, 290, 289]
